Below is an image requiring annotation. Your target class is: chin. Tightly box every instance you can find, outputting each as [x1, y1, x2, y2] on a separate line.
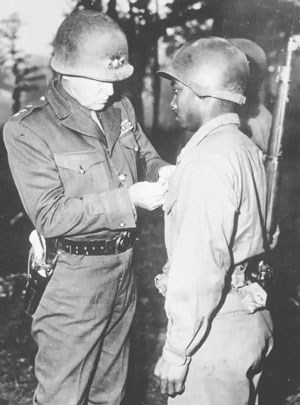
[89, 103, 107, 111]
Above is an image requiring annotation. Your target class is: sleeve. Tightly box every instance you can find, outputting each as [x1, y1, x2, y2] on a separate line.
[3, 120, 136, 238]
[162, 160, 238, 365]
[122, 97, 169, 181]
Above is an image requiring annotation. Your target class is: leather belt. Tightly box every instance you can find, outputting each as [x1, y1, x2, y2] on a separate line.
[58, 231, 135, 256]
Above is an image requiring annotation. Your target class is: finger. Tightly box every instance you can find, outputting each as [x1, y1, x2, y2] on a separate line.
[174, 379, 185, 394]
[167, 380, 177, 396]
[160, 378, 168, 395]
[154, 358, 163, 377]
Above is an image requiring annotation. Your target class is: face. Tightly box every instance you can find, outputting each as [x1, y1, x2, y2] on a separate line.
[62, 76, 114, 110]
[170, 80, 202, 132]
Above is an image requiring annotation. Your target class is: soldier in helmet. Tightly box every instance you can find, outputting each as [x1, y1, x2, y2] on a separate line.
[4, 9, 173, 405]
[229, 38, 272, 153]
[154, 37, 273, 405]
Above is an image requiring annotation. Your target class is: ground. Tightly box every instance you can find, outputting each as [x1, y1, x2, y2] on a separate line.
[0, 140, 300, 404]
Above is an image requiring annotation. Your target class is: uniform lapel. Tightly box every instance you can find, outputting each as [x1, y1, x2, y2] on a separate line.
[100, 105, 122, 153]
[47, 78, 101, 140]
[62, 106, 100, 139]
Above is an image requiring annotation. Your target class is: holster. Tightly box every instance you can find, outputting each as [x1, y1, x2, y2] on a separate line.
[245, 254, 274, 293]
[24, 238, 59, 316]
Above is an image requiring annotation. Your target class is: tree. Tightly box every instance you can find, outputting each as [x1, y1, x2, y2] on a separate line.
[73, 0, 103, 11]
[68, 0, 238, 142]
[0, 13, 45, 114]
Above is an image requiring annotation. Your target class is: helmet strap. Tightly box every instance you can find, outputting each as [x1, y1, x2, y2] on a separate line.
[192, 87, 246, 105]
[178, 76, 246, 105]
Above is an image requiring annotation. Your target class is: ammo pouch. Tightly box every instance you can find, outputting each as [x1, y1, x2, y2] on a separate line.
[24, 238, 59, 316]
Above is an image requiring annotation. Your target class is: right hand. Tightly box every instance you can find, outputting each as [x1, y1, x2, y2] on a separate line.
[154, 273, 169, 297]
[29, 230, 46, 263]
[129, 181, 166, 210]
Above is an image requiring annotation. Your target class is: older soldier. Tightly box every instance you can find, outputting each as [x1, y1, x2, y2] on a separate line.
[154, 37, 273, 405]
[4, 10, 171, 405]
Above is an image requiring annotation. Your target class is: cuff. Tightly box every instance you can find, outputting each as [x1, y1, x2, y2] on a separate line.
[146, 160, 169, 182]
[162, 261, 170, 275]
[101, 187, 137, 230]
[162, 346, 191, 366]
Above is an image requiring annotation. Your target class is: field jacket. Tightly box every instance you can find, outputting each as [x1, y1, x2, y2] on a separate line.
[162, 113, 268, 365]
[4, 78, 166, 239]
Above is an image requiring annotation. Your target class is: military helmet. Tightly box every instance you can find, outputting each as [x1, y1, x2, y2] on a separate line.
[228, 38, 267, 88]
[158, 37, 249, 105]
[50, 10, 134, 82]
[228, 38, 267, 75]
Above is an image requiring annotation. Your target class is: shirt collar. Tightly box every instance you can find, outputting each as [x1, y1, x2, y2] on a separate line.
[178, 113, 240, 162]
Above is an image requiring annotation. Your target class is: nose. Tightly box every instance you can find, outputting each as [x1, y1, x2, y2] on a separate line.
[170, 96, 177, 111]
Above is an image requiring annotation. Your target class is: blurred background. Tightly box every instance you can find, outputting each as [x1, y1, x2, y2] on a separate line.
[0, 0, 300, 404]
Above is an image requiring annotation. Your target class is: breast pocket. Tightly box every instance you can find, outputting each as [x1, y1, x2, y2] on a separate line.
[54, 150, 108, 196]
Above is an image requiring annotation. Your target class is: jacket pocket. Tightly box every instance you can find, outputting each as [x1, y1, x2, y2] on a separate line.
[54, 150, 108, 196]
[54, 150, 105, 172]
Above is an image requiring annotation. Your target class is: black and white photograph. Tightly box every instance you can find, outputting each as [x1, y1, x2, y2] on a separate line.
[0, 0, 299, 404]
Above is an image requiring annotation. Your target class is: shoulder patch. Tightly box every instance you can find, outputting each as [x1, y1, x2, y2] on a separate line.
[11, 96, 48, 122]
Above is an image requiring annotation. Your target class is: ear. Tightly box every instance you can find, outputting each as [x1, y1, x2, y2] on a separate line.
[199, 97, 220, 124]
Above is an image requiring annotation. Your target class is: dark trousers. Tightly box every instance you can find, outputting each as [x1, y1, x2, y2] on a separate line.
[32, 248, 136, 405]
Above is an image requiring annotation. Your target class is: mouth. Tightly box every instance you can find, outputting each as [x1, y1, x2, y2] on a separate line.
[97, 98, 109, 105]
[172, 111, 180, 120]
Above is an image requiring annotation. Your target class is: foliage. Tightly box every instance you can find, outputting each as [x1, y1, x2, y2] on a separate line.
[68, 0, 222, 136]
[0, 13, 45, 114]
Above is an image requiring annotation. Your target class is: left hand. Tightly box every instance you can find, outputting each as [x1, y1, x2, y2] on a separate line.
[154, 356, 190, 396]
[128, 181, 166, 210]
[158, 165, 176, 189]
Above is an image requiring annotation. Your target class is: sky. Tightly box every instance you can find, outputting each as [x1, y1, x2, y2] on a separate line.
[1, 0, 74, 58]
[0, 0, 170, 59]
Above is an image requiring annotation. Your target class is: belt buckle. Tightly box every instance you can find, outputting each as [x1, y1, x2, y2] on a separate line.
[115, 231, 131, 254]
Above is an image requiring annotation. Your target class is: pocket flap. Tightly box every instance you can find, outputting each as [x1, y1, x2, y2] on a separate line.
[54, 150, 105, 172]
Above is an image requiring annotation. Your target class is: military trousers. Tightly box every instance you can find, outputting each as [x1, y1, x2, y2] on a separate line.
[31, 247, 136, 405]
[169, 290, 273, 405]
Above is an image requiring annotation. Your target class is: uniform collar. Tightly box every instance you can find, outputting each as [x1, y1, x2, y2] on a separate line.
[46, 78, 121, 148]
[178, 113, 240, 162]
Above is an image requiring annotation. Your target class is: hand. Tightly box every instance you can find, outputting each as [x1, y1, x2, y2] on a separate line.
[129, 181, 166, 210]
[29, 230, 46, 263]
[154, 356, 190, 396]
[269, 225, 280, 250]
[158, 165, 176, 190]
[154, 273, 169, 297]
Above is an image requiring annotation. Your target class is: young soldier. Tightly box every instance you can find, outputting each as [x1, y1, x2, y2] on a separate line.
[154, 37, 273, 405]
[4, 10, 172, 405]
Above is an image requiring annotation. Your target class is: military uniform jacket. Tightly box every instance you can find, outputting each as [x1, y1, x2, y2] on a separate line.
[4, 78, 166, 240]
[162, 113, 268, 365]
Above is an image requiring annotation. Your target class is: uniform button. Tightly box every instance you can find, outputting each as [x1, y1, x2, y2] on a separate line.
[134, 146, 139, 152]
[119, 174, 126, 181]
[120, 222, 125, 228]
[40, 96, 46, 101]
